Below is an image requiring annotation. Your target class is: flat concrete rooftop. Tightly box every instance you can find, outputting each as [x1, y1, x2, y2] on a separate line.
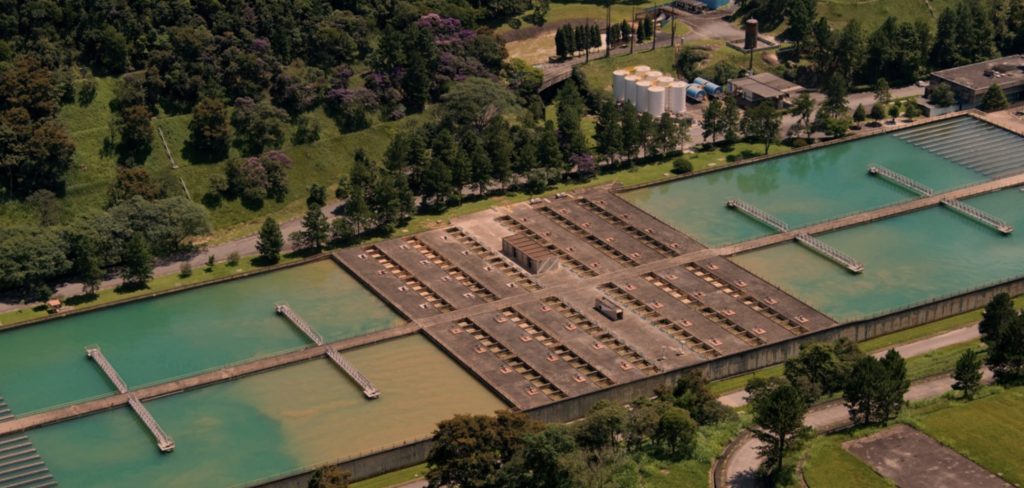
[336, 187, 835, 410]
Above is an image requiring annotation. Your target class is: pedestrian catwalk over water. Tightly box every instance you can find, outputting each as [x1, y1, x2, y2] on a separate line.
[275, 304, 381, 399]
[868, 165, 1014, 235]
[85, 347, 175, 452]
[726, 199, 864, 273]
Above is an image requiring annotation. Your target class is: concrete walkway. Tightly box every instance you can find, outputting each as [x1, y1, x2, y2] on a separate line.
[719, 323, 990, 488]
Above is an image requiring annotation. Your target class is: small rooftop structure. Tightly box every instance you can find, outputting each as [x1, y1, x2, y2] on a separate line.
[728, 73, 804, 107]
[46, 299, 62, 313]
[928, 54, 1024, 109]
[502, 233, 558, 274]
[594, 296, 623, 321]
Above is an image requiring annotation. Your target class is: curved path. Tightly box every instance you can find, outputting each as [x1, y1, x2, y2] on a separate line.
[717, 323, 987, 488]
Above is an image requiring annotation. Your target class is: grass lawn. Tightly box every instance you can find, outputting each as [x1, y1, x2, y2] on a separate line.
[801, 430, 893, 488]
[0, 76, 427, 242]
[816, 0, 958, 30]
[498, 1, 661, 35]
[0, 253, 305, 329]
[350, 464, 428, 488]
[801, 386, 1024, 488]
[910, 387, 1024, 486]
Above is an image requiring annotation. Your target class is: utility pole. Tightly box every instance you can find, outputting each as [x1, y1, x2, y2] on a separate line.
[630, 7, 635, 54]
[605, 1, 612, 58]
[585, 18, 590, 64]
[651, 14, 657, 51]
[671, 14, 677, 47]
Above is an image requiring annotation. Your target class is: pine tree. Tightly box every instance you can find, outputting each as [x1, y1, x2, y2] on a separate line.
[537, 121, 565, 171]
[722, 97, 742, 145]
[852, 104, 867, 126]
[595, 100, 623, 161]
[620, 103, 641, 161]
[952, 348, 984, 400]
[979, 83, 1010, 111]
[701, 98, 724, 144]
[256, 217, 284, 263]
[295, 205, 329, 250]
[555, 26, 566, 59]
[748, 380, 811, 478]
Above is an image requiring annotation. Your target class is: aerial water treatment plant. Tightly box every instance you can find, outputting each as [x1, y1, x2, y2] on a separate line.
[1, 113, 1024, 487]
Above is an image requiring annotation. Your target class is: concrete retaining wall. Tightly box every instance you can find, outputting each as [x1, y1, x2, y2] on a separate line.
[254, 276, 1024, 486]
[257, 438, 433, 487]
[526, 276, 1024, 424]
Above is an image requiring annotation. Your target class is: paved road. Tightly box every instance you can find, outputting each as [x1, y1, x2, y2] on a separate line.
[718, 323, 981, 408]
[721, 324, 989, 488]
[0, 201, 342, 313]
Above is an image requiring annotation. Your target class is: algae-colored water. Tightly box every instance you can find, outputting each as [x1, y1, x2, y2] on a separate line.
[622, 134, 987, 247]
[732, 189, 1024, 322]
[0, 260, 404, 414]
[28, 334, 506, 488]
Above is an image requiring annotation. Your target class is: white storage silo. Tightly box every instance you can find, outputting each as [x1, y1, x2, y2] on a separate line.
[657, 76, 675, 87]
[624, 75, 640, 105]
[668, 81, 687, 114]
[635, 81, 652, 112]
[633, 65, 651, 78]
[613, 70, 629, 102]
[648, 86, 666, 117]
[645, 70, 663, 81]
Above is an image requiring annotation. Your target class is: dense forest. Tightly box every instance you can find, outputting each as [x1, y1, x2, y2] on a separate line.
[0, 0, 545, 299]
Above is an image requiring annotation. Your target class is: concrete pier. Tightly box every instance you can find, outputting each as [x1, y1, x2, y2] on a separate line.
[86, 347, 175, 453]
[275, 305, 381, 399]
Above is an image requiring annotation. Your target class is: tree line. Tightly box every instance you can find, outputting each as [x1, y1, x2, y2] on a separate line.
[554, 23, 602, 60]
[422, 372, 733, 488]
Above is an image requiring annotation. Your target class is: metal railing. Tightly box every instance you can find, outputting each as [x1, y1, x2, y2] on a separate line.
[794, 233, 865, 273]
[941, 198, 1014, 234]
[276, 304, 380, 399]
[726, 199, 789, 232]
[86, 347, 175, 452]
[867, 165, 934, 196]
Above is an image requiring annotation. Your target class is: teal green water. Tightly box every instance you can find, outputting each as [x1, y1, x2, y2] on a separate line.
[732, 189, 1024, 322]
[0, 260, 404, 414]
[28, 335, 507, 488]
[622, 134, 988, 246]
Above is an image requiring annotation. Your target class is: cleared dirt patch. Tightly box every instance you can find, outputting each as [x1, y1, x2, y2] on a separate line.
[843, 424, 1011, 488]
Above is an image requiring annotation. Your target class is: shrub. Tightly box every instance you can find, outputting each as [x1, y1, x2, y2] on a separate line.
[179, 261, 192, 278]
[227, 251, 240, 266]
[671, 158, 693, 174]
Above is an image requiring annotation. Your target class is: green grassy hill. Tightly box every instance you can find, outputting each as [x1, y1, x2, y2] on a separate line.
[816, 0, 959, 29]
[0, 77, 425, 241]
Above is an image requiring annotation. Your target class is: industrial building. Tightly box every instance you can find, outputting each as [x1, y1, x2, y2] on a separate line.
[613, 65, 689, 116]
[927, 54, 1024, 109]
[727, 72, 805, 108]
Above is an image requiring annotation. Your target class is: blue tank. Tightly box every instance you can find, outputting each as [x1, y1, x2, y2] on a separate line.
[693, 77, 711, 86]
[700, 0, 730, 8]
[686, 85, 706, 101]
[703, 81, 723, 96]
